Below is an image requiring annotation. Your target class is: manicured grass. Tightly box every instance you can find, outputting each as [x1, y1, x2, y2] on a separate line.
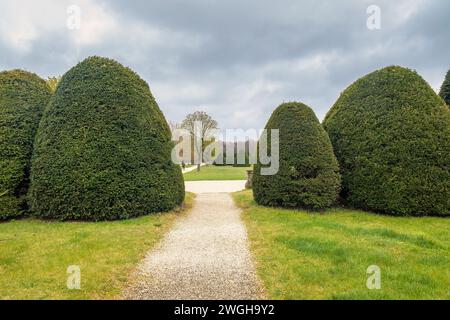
[183, 165, 250, 181]
[233, 190, 450, 300]
[0, 193, 195, 300]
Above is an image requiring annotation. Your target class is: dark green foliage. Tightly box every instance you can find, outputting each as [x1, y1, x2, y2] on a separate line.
[28, 57, 184, 220]
[439, 69, 450, 107]
[253, 102, 341, 209]
[0, 70, 51, 220]
[324, 66, 450, 216]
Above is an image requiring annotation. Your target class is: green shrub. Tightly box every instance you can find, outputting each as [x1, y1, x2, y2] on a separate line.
[253, 102, 341, 209]
[28, 57, 184, 220]
[0, 70, 51, 220]
[324, 66, 450, 216]
[439, 69, 450, 106]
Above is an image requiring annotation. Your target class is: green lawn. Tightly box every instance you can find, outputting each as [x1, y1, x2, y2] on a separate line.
[233, 190, 450, 300]
[183, 165, 250, 181]
[0, 193, 195, 300]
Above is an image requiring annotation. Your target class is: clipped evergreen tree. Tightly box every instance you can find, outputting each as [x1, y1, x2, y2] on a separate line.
[0, 70, 52, 219]
[324, 66, 450, 216]
[253, 102, 341, 209]
[439, 69, 450, 106]
[28, 57, 184, 220]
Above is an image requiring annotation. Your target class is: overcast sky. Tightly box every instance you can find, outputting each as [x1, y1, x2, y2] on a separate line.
[0, 0, 448, 130]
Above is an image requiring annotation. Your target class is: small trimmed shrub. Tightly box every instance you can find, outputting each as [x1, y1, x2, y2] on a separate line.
[0, 70, 52, 219]
[253, 102, 341, 209]
[28, 57, 184, 220]
[324, 66, 450, 216]
[439, 69, 450, 106]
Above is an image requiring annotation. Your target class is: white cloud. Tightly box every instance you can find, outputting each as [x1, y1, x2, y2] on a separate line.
[70, 0, 117, 46]
[0, 0, 48, 52]
[0, 0, 117, 51]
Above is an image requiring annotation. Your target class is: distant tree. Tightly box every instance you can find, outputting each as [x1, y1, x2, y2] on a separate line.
[181, 111, 218, 171]
[46, 76, 61, 92]
[213, 140, 252, 167]
[439, 69, 450, 107]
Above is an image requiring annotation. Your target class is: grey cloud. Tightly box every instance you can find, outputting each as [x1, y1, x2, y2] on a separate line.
[0, 0, 449, 131]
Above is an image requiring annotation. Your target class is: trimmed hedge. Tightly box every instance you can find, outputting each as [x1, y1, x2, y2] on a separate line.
[0, 70, 51, 220]
[439, 69, 450, 106]
[253, 102, 341, 209]
[324, 66, 450, 216]
[28, 56, 184, 220]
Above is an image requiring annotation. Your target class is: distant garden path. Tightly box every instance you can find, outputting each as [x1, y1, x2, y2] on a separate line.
[181, 163, 205, 174]
[124, 181, 264, 299]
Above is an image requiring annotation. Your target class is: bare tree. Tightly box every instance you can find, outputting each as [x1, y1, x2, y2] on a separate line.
[181, 111, 218, 171]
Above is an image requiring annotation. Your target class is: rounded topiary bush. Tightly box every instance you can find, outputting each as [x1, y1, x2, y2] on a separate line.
[28, 56, 184, 220]
[323, 66, 450, 216]
[253, 102, 341, 209]
[439, 69, 450, 106]
[0, 70, 51, 220]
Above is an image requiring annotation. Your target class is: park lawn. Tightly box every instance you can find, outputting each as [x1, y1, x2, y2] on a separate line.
[233, 190, 450, 300]
[0, 193, 195, 300]
[183, 165, 250, 181]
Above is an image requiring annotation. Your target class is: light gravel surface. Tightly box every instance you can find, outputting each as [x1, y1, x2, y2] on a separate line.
[182, 163, 205, 174]
[124, 183, 264, 300]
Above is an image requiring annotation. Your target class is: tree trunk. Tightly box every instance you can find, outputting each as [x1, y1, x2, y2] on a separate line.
[197, 163, 201, 171]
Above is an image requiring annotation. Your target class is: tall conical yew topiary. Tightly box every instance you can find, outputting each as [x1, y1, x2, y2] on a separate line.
[439, 69, 450, 107]
[0, 70, 52, 219]
[253, 102, 341, 209]
[324, 66, 450, 216]
[28, 57, 184, 220]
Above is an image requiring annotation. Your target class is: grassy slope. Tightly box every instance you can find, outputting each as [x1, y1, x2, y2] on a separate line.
[183, 165, 250, 181]
[234, 190, 450, 300]
[0, 193, 195, 300]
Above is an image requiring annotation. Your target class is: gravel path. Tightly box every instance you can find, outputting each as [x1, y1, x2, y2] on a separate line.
[182, 163, 205, 174]
[124, 182, 264, 300]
